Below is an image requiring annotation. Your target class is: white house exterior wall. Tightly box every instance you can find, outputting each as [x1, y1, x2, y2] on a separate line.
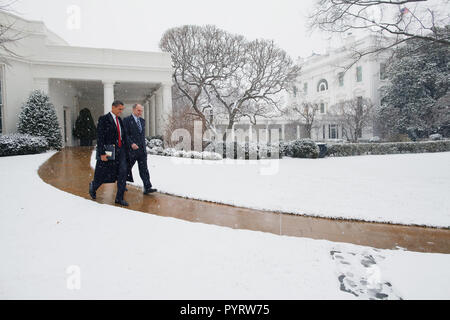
[289, 35, 391, 141]
[0, 11, 174, 145]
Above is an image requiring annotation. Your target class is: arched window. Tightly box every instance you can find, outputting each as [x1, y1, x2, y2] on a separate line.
[317, 79, 328, 92]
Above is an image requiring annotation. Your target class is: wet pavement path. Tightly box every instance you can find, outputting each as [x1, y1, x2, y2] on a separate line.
[38, 147, 450, 254]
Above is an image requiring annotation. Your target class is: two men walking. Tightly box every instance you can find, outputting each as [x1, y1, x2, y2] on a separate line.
[89, 101, 156, 206]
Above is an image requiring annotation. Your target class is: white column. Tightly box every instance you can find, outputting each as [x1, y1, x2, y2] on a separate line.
[155, 88, 163, 136]
[144, 100, 150, 137]
[33, 78, 49, 94]
[248, 124, 253, 142]
[150, 95, 156, 136]
[297, 125, 300, 139]
[161, 82, 173, 137]
[102, 80, 115, 115]
[281, 123, 285, 141]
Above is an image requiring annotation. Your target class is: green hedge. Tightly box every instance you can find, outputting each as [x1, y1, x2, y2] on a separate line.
[282, 139, 319, 158]
[326, 140, 450, 157]
[0, 133, 49, 156]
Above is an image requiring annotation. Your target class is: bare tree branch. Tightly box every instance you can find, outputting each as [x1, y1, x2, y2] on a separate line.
[308, 0, 450, 67]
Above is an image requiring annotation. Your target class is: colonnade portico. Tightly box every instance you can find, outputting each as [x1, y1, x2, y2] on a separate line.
[0, 11, 175, 145]
[102, 80, 172, 138]
[28, 78, 173, 147]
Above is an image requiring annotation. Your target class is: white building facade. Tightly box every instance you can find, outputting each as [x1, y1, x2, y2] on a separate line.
[215, 35, 390, 142]
[287, 34, 390, 141]
[0, 11, 173, 146]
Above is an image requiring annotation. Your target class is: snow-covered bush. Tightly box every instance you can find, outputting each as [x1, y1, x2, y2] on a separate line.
[429, 133, 442, 141]
[163, 148, 177, 157]
[289, 139, 319, 158]
[369, 136, 381, 143]
[0, 133, 49, 156]
[205, 141, 281, 159]
[326, 140, 450, 157]
[281, 141, 294, 157]
[148, 146, 164, 155]
[146, 138, 164, 149]
[17, 90, 63, 150]
[201, 151, 223, 160]
[258, 143, 281, 159]
[244, 142, 258, 159]
[174, 150, 187, 157]
[149, 145, 223, 160]
[184, 151, 203, 159]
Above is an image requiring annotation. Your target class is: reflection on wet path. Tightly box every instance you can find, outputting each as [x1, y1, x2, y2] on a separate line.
[38, 147, 450, 253]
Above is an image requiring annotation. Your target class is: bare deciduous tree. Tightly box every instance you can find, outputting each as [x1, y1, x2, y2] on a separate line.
[164, 102, 202, 149]
[329, 97, 375, 142]
[308, 0, 450, 68]
[0, 1, 24, 64]
[286, 102, 319, 138]
[209, 39, 301, 133]
[160, 25, 300, 138]
[159, 25, 246, 133]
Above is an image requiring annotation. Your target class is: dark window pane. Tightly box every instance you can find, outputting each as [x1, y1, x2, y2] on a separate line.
[380, 63, 387, 80]
[356, 66, 362, 82]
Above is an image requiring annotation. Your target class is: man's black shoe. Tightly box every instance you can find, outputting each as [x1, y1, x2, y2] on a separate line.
[115, 199, 129, 206]
[89, 182, 96, 200]
[143, 188, 157, 195]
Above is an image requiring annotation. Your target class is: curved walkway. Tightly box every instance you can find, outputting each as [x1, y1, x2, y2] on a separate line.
[38, 147, 450, 253]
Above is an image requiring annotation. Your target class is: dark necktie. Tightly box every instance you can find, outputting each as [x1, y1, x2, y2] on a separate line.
[136, 118, 142, 132]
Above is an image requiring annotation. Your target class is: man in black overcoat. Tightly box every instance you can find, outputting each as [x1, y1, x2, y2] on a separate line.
[123, 103, 157, 194]
[89, 100, 133, 206]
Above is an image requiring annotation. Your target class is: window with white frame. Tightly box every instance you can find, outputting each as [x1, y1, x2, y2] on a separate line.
[338, 72, 344, 87]
[356, 66, 362, 82]
[329, 124, 338, 139]
[293, 85, 298, 97]
[303, 82, 308, 94]
[380, 62, 387, 80]
[319, 102, 326, 114]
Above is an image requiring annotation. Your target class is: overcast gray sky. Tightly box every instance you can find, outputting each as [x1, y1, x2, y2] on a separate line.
[8, 0, 339, 60]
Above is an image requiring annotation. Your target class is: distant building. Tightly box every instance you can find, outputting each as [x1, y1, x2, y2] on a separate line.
[215, 34, 391, 142]
[0, 11, 173, 146]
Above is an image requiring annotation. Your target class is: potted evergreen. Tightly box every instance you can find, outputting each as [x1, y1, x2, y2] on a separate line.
[73, 108, 97, 146]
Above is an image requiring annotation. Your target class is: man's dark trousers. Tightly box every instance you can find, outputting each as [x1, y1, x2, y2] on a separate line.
[130, 148, 152, 190]
[92, 145, 128, 200]
[91, 113, 133, 201]
[124, 115, 152, 190]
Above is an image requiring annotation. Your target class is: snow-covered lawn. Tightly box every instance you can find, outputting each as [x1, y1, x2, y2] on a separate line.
[0, 152, 449, 299]
[116, 152, 450, 228]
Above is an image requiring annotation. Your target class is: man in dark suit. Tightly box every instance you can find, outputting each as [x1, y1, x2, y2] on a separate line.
[123, 103, 157, 194]
[89, 100, 133, 206]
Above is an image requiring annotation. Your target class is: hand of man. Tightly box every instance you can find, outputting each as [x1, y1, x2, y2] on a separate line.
[101, 154, 108, 161]
[131, 143, 139, 150]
